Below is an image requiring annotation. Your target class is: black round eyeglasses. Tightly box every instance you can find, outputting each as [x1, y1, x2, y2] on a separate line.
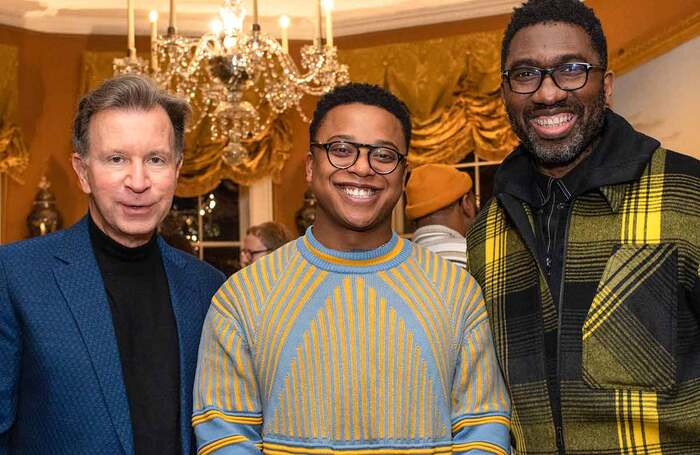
[310, 140, 406, 175]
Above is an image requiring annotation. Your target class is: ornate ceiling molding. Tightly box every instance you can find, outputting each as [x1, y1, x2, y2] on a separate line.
[610, 11, 700, 75]
[0, 0, 521, 38]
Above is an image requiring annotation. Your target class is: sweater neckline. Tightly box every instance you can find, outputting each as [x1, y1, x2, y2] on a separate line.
[297, 227, 411, 273]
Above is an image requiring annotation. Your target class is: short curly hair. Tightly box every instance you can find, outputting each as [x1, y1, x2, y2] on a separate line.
[309, 83, 412, 150]
[501, 0, 608, 71]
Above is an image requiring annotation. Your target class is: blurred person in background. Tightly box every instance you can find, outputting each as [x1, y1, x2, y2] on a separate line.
[240, 221, 293, 267]
[405, 163, 477, 269]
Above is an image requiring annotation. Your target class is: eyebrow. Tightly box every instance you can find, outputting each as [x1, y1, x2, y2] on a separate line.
[147, 148, 173, 156]
[507, 53, 594, 69]
[324, 135, 400, 150]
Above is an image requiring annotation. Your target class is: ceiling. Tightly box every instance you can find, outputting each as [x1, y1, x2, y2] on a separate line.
[0, 0, 522, 38]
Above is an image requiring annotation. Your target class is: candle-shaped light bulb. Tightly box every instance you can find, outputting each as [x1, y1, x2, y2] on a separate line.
[315, 0, 322, 46]
[210, 18, 223, 35]
[127, 0, 136, 58]
[252, 0, 259, 26]
[169, 0, 176, 31]
[279, 15, 290, 52]
[322, 0, 333, 48]
[149, 10, 158, 70]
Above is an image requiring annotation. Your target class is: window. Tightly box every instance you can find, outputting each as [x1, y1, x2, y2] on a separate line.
[162, 180, 243, 276]
[454, 153, 501, 209]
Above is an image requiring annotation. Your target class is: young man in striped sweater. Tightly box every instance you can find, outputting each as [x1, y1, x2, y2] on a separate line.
[192, 83, 511, 454]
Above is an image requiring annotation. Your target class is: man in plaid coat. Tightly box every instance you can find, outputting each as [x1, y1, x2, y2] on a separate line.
[467, 0, 700, 453]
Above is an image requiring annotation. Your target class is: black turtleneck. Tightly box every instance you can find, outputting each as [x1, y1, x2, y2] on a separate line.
[89, 215, 181, 455]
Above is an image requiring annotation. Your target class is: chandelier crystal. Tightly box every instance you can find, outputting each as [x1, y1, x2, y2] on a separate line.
[114, 0, 349, 166]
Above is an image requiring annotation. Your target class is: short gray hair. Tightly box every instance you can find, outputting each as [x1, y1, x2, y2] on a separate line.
[72, 74, 191, 159]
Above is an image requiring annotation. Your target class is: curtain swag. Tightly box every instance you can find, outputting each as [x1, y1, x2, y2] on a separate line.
[339, 30, 518, 166]
[0, 44, 29, 183]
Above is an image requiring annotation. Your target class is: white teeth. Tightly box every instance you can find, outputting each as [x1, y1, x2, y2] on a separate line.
[533, 113, 574, 127]
[340, 186, 376, 199]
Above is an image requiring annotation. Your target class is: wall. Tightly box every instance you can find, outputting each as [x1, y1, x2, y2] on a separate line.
[0, 25, 152, 243]
[1, 0, 698, 242]
[612, 36, 700, 159]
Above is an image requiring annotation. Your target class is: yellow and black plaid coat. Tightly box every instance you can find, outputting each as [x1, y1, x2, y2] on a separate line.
[468, 111, 700, 454]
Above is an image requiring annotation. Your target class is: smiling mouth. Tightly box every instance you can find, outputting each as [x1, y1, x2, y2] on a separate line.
[336, 184, 378, 200]
[529, 112, 577, 139]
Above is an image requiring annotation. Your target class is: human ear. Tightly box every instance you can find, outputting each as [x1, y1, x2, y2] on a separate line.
[305, 152, 314, 184]
[461, 192, 477, 220]
[603, 70, 615, 106]
[71, 153, 92, 195]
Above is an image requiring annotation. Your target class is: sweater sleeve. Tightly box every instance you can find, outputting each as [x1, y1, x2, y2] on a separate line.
[450, 279, 511, 454]
[193, 299, 262, 454]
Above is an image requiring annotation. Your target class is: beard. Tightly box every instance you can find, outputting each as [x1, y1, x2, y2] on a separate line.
[507, 88, 607, 166]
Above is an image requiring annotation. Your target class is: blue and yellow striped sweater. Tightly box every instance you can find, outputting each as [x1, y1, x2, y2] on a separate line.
[193, 229, 510, 454]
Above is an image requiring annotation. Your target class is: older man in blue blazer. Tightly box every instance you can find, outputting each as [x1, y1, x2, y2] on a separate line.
[0, 75, 225, 454]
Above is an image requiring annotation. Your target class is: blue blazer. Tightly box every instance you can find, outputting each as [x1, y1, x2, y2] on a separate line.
[0, 217, 226, 454]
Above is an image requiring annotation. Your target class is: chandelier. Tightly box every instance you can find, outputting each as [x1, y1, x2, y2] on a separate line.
[114, 0, 349, 166]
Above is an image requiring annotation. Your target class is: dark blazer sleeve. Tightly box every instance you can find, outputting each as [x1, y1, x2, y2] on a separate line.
[0, 256, 20, 454]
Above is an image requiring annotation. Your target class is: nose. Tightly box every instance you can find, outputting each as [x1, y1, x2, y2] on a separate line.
[347, 148, 375, 176]
[125, 161, 151, 193]
[531, 73, 568, 106]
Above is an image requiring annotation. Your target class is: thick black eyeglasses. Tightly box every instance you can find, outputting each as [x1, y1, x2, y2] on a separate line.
[310, 140, 406, 175]
[502, 62, 604, 94]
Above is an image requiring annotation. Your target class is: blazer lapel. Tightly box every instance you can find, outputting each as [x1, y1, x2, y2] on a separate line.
[52, 218, 133, 455]
[160, 240, 201, 455]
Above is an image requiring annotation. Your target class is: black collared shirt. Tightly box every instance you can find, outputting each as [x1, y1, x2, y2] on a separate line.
[532, 163, 587, 443]
[532, 161, 588, 307]
[89, 216, 181, 455]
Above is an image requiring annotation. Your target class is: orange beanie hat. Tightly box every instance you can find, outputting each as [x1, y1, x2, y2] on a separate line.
[405, 164, 472, 220]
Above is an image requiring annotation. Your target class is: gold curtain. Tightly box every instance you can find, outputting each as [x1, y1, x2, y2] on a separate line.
[0, 44, 29, 182]
[81, 51, 293, 197]
[339, 31, 517, 166]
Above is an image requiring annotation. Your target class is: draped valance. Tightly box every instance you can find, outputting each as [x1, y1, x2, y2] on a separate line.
[339, 30, 517, 166]
[0, 44, 29, 182]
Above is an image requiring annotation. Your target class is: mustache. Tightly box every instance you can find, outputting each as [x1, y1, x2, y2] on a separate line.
[524, 100, 583, 119]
